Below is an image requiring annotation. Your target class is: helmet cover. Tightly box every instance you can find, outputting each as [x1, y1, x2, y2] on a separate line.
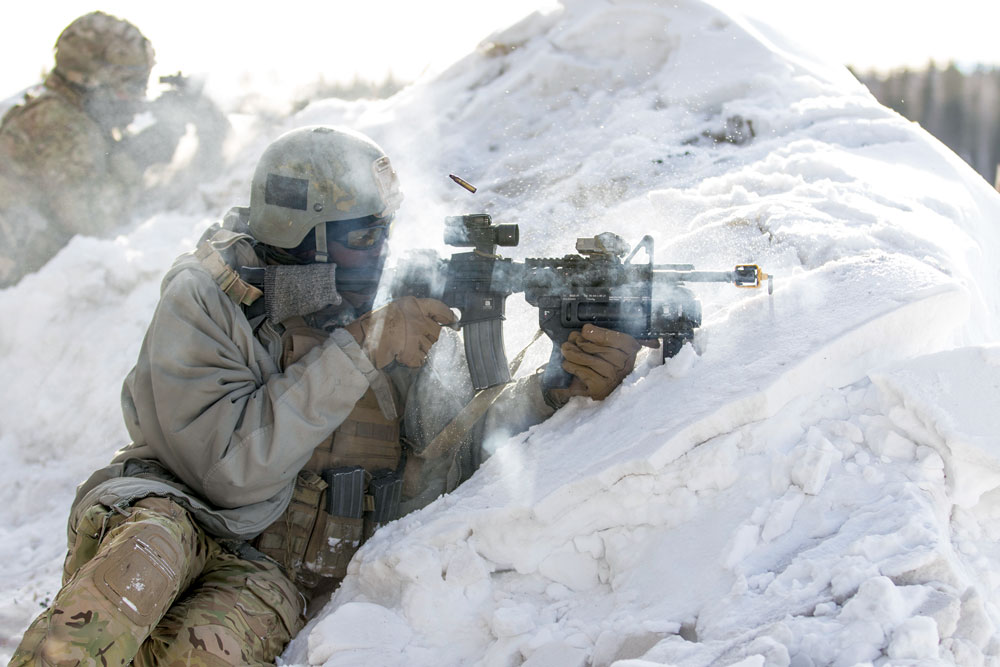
[54, 11, 154, 93]
[249, 125, 403, 248]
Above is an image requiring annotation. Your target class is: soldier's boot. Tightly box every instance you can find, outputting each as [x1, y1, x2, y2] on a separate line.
[136, 551, 303, 666]
[10, 497, 210, 667]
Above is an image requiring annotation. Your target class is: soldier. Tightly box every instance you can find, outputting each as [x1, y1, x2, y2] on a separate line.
[10, 125, 644, 665]
[0, 11, 189, 288]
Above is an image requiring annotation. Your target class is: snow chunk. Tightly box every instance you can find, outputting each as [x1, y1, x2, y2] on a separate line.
[888, 615, 940, 660]
[871, 346, 1000, 507]
[307, 602, 413, 665]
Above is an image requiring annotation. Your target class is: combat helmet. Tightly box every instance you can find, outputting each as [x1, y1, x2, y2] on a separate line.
[249, 126, 403, 257]
[53, 11, 154, 93]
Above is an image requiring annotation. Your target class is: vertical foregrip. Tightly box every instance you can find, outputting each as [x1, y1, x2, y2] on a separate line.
[463, 318, 511, 390]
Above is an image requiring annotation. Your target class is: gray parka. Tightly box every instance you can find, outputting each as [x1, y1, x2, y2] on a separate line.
[69, 210, 552, 545]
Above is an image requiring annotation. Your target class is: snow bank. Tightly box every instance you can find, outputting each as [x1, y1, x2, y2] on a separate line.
[3, 0, 1000, 664]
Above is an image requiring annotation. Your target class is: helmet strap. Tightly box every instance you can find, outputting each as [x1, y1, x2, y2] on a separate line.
[314, 223, 329, 263]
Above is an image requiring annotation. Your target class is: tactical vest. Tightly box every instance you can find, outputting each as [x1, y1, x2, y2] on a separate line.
[252, 321, 404, 592]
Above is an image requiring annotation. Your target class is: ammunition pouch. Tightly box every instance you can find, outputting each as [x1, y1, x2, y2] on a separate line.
[315, 467, 365, 581]
[368, 470, 403, 530]
[254, 470, 327, 585]
[255, 466, 403, 588]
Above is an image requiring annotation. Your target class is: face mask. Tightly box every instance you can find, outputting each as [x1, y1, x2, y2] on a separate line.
[260, 263, 342, 324]
[83, 87, 143, 131]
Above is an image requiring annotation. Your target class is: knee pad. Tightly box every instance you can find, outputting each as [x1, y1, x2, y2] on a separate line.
[93, 523, 185, 627]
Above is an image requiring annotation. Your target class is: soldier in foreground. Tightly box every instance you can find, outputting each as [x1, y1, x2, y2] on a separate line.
[0, 11, 208, 288]
[10, 125, 644, 665]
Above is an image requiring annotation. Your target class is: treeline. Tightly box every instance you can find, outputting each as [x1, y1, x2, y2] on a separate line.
[853, 63, 1000, 186]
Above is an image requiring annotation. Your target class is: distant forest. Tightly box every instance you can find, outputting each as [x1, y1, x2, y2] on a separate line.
[854, 63, 1000, 187]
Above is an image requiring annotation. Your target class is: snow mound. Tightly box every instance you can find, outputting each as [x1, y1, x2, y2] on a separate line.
[281, 0, 1000, 664]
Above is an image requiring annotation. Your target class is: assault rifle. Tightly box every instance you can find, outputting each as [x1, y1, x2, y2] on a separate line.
[390, 214, 772, 391]
[158, 71, 203, 97]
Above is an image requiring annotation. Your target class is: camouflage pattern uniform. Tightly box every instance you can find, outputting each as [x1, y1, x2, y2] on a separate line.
[11, 208, 554, 666]
[12, 498, 301, 666]
[0, 74, 144, 287]
[0, 11, 184, 288]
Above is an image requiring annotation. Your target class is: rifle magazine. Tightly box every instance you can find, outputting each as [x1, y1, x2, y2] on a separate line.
[463, 318, 511, 390]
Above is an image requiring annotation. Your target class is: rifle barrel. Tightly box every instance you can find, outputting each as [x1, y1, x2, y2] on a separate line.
[658, 270, 737, 283]
[654, 265, 767, 288]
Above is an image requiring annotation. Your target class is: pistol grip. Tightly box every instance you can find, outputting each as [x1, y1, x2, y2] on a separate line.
[542, 341, 573, 390]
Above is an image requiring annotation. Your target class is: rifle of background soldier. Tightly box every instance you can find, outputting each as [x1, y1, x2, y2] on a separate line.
[389, 211, 772, 392]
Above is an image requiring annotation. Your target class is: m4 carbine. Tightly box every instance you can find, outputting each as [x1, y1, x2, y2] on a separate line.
[391, 214, 771, 391]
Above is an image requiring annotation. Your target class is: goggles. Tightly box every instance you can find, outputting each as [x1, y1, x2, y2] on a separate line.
[327, 215, 395, 250]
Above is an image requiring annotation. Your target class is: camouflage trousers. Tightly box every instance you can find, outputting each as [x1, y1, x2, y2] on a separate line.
[10, 497, 304, 666]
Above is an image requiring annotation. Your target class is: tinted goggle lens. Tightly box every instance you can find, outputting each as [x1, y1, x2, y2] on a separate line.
[330, 216, 394, 250]
[345, 224, 391, 249]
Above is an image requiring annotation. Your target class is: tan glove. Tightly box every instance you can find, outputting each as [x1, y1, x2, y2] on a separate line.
[547, 324, 657, 405]
[345, 296, 456, 368]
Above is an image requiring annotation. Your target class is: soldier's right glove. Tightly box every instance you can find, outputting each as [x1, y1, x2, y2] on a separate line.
[546, 324, 653, 406]
[345, 296, 456, 369]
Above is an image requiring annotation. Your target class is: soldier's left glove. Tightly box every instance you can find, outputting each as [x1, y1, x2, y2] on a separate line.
[547, 324, 653, 406]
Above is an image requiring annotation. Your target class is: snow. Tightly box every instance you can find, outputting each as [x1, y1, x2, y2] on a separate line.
[3, 0, 1000, 664]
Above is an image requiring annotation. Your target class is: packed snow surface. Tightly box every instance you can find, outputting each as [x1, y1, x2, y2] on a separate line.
[3, 0, 1000, 665]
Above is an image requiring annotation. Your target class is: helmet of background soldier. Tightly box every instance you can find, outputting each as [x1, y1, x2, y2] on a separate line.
[53, 11, 154, 95]
[248, 126, 403, 253]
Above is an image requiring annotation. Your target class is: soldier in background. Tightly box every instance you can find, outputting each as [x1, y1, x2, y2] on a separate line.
[0, 11, 219, 288]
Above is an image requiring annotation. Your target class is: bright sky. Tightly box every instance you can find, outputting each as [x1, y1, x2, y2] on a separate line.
[725, 0, 1000, 72]
[1, 0, 998, 103]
